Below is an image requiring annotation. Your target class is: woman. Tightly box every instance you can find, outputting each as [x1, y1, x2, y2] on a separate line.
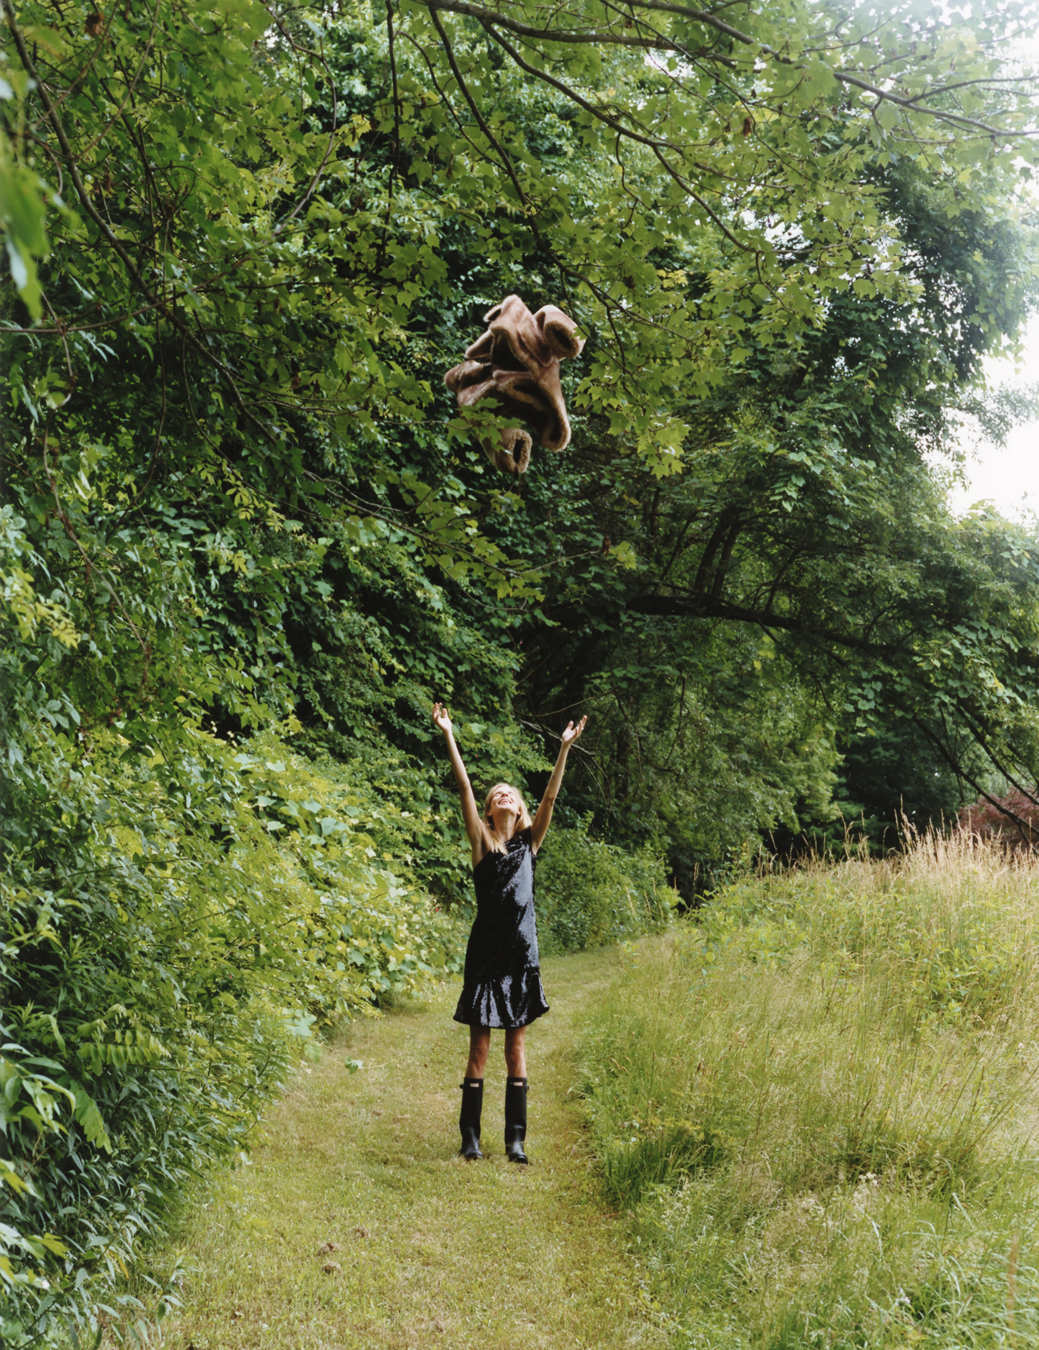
[432, 702, 587, 1163]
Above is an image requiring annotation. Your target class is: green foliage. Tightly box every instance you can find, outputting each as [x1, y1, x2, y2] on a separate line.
[2, 0, 1039, 1340]
[4, 0, 1039, 899]
[0, 68, 50, 320]
[535, 820, 676, 955]
[811, 720, 985, 856]
[576, 840, 1039, 1346]
[0, 706, 456, 1345]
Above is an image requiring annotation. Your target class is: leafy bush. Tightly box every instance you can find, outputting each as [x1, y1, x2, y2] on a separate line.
[0, 714, 456, 1347]
[958, 787, 1039, 851]
[535, 819, 676, 955]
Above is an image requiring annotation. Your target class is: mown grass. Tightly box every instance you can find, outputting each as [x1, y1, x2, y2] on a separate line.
[576, 834, 1039, 1348]
[138, 948, 668, 1350]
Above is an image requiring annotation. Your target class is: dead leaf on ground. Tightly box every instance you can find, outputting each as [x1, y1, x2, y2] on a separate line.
[317, 1240, 341, 1254]
[322, 1261, 342, 1275]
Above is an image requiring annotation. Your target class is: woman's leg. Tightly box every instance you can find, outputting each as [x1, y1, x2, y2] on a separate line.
[503, 1026, 527, 1077]
[459, 1025, 491, 1160]
[503, 1026, 529, 1163]
[466, 1026, 491, 1079]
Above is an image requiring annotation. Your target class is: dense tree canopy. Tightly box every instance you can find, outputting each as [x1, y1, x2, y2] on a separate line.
[2, 0, 1039, 1338]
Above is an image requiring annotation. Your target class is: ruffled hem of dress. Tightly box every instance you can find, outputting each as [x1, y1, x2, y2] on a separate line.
[453, 967, 549, 1029]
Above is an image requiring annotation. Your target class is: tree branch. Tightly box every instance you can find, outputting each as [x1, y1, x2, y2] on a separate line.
[427, 7, 528, 207]
[1, 0, 306, 445]
[421, 0, 1039, 139]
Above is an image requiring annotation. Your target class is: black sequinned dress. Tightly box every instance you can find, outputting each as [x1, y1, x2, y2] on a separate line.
[453, 827, 550, 1029]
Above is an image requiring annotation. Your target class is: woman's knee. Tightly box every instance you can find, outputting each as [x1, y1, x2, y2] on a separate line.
[466, 1026, 491, 1075]
[504, 1027, 527, 1075]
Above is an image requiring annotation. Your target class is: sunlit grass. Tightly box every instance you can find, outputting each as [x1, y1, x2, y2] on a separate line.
[576, 834, 1039, 1348]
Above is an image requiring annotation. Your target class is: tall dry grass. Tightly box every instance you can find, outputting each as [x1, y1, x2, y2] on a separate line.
[576, 834, 1039, 1348]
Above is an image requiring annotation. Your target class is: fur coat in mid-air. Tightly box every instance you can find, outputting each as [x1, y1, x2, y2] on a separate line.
[445, 295, 584, 474]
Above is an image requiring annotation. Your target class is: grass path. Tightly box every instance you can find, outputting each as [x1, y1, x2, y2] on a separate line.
[163, 947, 668, 1350]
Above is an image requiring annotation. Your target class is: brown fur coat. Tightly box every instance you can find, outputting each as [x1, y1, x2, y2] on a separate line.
[445, 295, 584, 474]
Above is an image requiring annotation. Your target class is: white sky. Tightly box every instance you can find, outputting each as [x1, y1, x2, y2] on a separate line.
[940, 309, 1039, 524]
[933, 24, 1039, 525]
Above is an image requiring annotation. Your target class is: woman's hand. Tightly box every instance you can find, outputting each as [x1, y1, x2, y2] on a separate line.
[531, 714, 587, 853]
[433, 702, 487, 866]
[561, 715, 587, 747]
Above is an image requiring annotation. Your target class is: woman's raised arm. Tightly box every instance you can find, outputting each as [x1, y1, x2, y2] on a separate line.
[530, 716, 587, 853]
[433, 703, 488, 867]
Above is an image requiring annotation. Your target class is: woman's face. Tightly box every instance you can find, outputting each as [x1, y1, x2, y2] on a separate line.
[486, 784, 520, 820]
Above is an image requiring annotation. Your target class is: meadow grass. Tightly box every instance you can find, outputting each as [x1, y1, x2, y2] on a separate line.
[575, 834, 1039, 1348]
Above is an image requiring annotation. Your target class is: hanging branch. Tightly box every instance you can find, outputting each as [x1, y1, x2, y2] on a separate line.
[421, 0, 1039, 139]
[474, 19, 761, 253]
[1, 0, 345, 445]
[427, 7, 528, 207]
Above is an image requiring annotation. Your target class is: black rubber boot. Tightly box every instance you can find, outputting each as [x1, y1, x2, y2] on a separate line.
[459, 1077, 484, 1159]
[504, 1077, 529, 1164]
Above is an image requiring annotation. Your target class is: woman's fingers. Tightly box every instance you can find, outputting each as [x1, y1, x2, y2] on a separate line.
[564, 715, 587, 742]
[561, 716, 586, 743]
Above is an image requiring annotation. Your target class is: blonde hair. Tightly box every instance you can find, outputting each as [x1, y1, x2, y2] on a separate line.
[483, 782, 532, 854]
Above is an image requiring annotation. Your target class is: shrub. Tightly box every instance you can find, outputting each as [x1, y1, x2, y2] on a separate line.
[0, 718, 454, 1347]
[535, 819, 677, 955]
[957, 787, 1039, 851]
